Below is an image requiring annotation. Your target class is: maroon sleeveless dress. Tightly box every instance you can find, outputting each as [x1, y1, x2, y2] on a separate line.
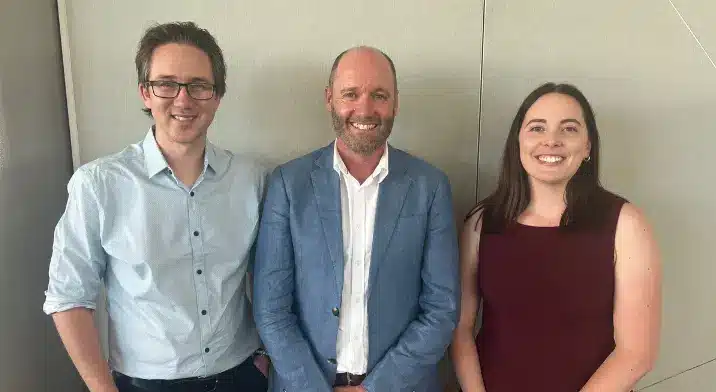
[476, 194, 626, 392]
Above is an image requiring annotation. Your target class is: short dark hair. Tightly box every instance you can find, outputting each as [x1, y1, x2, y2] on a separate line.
[468, 82, 619, 230]
[327, 46, 397, 92]
[135, 21, 226, 116]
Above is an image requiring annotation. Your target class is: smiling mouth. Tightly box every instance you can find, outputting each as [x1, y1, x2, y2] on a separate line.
[350, 122, 377, 130]
[171, 114, 197, 122]
[536, 155, 565, 164]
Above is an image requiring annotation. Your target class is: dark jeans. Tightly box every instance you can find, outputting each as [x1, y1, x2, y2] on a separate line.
[113, 356, 268, 392]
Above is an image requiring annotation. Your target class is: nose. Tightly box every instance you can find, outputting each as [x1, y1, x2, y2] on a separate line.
[353, 94, 375, 116]
[173, 86, 194, 107]
[542, 129, 564, 147]
[543, 138, 563, 147]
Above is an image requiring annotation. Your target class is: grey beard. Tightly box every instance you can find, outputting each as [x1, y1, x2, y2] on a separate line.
[331, 110, 393, 156]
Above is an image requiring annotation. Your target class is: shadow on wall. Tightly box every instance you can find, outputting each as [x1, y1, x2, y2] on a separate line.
[0, 80, 77, 392]
[0, 1, 79, 389]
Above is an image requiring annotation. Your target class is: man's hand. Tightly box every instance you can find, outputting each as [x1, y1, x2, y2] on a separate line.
[253, 354, 270, 378]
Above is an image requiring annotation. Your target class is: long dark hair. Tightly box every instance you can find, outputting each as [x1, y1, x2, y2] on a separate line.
[469, 82, 616, 231]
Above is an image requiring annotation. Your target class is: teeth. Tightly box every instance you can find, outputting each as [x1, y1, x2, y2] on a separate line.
[538, 155, 563, 163]
[172, 115, 195, 122]
[351, 122, 377, 130]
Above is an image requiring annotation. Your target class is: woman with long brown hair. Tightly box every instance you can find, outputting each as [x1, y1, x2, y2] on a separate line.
[451, 83, 661, 392]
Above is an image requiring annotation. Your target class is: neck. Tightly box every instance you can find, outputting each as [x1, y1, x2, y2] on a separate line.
[336, 139, 385, 184]
[154, 128, 206, 187]
[523, 179, 568, 225]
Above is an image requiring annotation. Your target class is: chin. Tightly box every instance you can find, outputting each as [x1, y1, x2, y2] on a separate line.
[542, 178, 570, 186]
[530, 173, 572, 186]
[170, 128, 205, 143]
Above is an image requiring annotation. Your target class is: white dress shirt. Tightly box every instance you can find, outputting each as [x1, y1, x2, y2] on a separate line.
[332, 141, 389, 374]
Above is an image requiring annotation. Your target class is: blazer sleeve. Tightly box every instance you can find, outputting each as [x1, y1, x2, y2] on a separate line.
[362, 173, 460, 392]
[252, 167, 333, 392]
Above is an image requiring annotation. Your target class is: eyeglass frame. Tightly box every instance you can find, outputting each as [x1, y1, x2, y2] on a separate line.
[144, 80, 217, 100]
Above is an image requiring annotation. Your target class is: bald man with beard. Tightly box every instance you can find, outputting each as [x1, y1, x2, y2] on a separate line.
[253, 46, 460, 392]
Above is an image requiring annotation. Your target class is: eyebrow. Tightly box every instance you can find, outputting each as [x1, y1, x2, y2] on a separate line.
[524, 119, 546, 126]
[339, 87, 391, 96]
[560, 118, 582, 126]
[153, 75, 213, 84]
[524, 118, 583, 126]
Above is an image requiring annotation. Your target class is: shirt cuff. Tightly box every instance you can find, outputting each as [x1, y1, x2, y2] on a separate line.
[42, 294, 96, 315]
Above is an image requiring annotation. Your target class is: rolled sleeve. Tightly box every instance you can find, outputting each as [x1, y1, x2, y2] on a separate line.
[43, 167, 107, 315]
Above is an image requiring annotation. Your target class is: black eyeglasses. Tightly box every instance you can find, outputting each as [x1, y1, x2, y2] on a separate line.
[145, 80, 216, 100]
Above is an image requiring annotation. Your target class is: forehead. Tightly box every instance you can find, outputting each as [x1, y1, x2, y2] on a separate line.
[148, 43, 214, 81]
[332, 50, 394, 91]
[524, 93, 584, 121]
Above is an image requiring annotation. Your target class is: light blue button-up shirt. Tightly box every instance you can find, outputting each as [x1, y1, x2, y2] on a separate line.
[43, 130, 266, 379]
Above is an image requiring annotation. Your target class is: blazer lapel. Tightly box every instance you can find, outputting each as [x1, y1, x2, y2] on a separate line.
[368, 148, 412, 298]
[310, 144, 344, 295]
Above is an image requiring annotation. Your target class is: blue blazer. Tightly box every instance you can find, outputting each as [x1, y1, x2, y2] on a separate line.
[253, 143, 459, 392]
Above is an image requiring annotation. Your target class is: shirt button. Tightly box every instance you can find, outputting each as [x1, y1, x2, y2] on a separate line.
[331, 307, 339, 317]
[197, 269, 202, 275]
[193, 230, 199, 236]
[190, 191, 195, 197]
[205, 347, 210, 353]
[201, 310, 207, 315]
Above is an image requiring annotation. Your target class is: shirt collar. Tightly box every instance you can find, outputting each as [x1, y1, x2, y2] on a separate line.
[204, 140, 230, 178]
[142, 127, 229, 178]
[332, 139, 390, 184]
[143, 128, 169, 178]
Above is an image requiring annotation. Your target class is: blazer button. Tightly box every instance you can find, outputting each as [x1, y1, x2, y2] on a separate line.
[331, 307, 339, 317]
[327, 358, 337, 365]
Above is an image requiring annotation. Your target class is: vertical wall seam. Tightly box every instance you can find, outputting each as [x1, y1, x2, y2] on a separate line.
[57, 0, 81, 170]
[475, 0, 488, 205]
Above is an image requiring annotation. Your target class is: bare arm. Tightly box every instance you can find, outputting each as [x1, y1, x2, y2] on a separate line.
[580, 203, 662, 391]
[450, 211, 486, 392]
[52, 308, 117, 392]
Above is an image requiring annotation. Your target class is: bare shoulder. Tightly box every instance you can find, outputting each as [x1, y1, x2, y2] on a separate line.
[462, 208, 484, 238]
[615, 202, 660, 269]
[616, 202, 654, 237]
[459, 208, 485, 270]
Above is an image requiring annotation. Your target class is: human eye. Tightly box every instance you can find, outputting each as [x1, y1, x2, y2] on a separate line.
[190, 83, 213, 92]
[372, 91, 389, 101]
[154, 80, 177, 88]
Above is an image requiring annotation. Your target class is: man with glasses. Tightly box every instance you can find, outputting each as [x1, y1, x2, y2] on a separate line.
[43, 22, 269, 392]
